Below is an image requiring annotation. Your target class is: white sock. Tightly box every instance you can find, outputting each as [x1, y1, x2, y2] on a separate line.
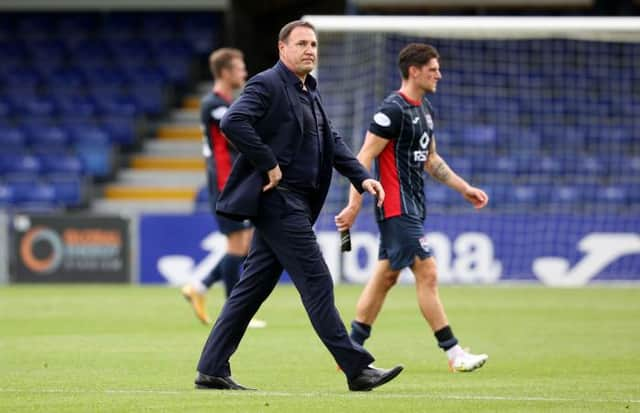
[191, 280, 207, 294]
[446, 344, 464, 361]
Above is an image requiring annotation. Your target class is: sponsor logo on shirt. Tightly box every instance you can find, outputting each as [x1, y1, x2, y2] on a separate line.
[373, 112, 391, 127]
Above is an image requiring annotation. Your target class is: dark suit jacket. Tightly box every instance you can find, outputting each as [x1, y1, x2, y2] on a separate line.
[217, 60, 371, 223]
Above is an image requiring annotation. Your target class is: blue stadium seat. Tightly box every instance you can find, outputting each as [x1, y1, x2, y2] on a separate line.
[94, 92, 140, 116]
[109, 38, 152, 65]
[122, 65, 168, 86]
[56, 94, 99, 117]
[480, 184, 509, 209]
[23, 124, 70, 148]
[425, 184, 452, 208]
[68, 39, 113, 65]
[507, 184, 538, 207]
[596, 185, 628, 206]
[26, 39, 68, 65]
[17, 94, 58, 117]
[38, 154, 85, 175]
[0, 154, 41, 175]
[183, 13, 219, 54]
[0, 127, 27, 152]
[57, 13, 98, 41]
[0, 97, 13, 117]
[82, 66, 129, 88]
[446, 156, 473, 177]
[48, 174, 87, 207]
[100, 114, 138, 146]
[0, 182, 14, 206]
[462, 125, 497, 148]
[549, 184, 582, 206]
[130, 85, 167, 116]
[65, 122, 111, 146]
[101, 13, 140, 39]
[506, 128, 541, 152]
[579, 155, 608, 177]
[16, 14, 55, 40]
[3, 66, 41, 88]
[0, 40, 28, 65]
[75, 142, 115, 178]
[46, 67, 87, 90]
[531, 155, 564, 176]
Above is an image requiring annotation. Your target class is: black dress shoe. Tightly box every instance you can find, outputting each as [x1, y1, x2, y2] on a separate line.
[194, 372, 256, 390]
[348, 365, 404, 391]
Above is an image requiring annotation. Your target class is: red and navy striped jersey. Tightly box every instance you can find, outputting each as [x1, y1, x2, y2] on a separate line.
[201, 91, 236, 192]
[368, 91, 435, 221]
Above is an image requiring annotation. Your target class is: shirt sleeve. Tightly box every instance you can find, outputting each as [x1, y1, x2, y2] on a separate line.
[367, 102, 402, 140]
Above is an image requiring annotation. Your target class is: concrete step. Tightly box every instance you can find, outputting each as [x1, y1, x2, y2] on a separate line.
[144, 139, 202, 157]
[156, 124, 201, 140]
[104, 185, 197, 200]
[182, 95, 200, 110]
[197, 81, 213, 94]
[130, 155, 205, 171]
[92, 199, 195, 214]
[117, 169, 205, 187]
[170, 108, 200, 123]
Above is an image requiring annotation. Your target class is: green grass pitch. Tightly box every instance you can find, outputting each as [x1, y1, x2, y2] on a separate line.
[1, 284, 639, 412]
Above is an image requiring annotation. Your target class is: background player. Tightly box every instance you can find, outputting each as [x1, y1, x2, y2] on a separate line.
[181, 48, 266, 329]
[335, 43, 488, 372]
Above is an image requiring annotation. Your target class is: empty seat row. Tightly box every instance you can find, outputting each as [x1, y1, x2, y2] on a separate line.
[0, 174, 89, 208]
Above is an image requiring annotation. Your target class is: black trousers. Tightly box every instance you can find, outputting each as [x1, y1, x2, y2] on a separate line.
[197, 189, 374, 380]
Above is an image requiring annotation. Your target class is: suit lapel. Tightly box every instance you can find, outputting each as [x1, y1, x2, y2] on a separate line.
[280, 74, 304, 133]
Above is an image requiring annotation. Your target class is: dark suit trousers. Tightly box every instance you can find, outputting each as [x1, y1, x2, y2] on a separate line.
[197, 188, 374, 380]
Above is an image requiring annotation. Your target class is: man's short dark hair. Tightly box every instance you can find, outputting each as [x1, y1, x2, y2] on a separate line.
[278, 20, 317, 43]
[209, 48, 244, 78]
[398, 43, 440, 79]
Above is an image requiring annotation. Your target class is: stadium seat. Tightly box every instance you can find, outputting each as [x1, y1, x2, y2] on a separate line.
[596, 185, 628, 206]
[578, 155, 608, 177]
[82, 66, 129, 88]
[0, 154, 41, 175]
[56, 94, 99, 117]
[38, 154, 85, 175]
[26, 39, 68, 65]
[129, 85, 168, 116]
[446, 156, 473, 177]
[75, 143, 115, 178]
[3, 175, 52, 204]
[94, 93, 140, 116]
[48, 174, 87, 207]
[0, 183, 14, 206]
[0, 127, 27, 151]
[425, 184, 452, 208]
[46, 67, 87, 90]
[65, 122, 111, 146]
[16, 14, 55, 40]
[24, 124, 70, 148]
[100, 114, 139, 146]
[0, 98, 13, 117]
[3, 65, 41, 88]
[0, 40, 28, 65]
[462, 125, 497, 148]
[508, 184, 540, 207]
[549, 184, 582, 206]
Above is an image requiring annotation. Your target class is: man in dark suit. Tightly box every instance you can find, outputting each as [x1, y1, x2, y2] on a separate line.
[194, 20, 403, 392]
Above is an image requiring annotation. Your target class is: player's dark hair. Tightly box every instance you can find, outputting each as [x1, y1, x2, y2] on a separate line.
[278, 20, 316, 43]
[398, 43, 440, 79]
[209, 48, 244, 79]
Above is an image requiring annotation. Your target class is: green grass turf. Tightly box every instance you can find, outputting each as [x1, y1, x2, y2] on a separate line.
[0, 284, 638, 412]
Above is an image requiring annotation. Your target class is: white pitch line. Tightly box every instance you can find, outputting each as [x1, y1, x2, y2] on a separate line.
[0, 388, 638, 404]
